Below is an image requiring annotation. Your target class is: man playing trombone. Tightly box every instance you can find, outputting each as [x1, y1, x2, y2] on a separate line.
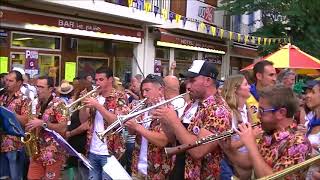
[152, 60, 232, 180]
[221, 85, 312, 179]
[124, 74, 172, 180]
[81, 67, 130, 180]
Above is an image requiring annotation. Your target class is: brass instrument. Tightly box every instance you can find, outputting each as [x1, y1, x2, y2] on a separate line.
[165, 123, 260, 156]
[96, 92, 189, 141]
[21, 98, 40, 158]
[258, 155, 320, 180]
[65, 86, 100, 116]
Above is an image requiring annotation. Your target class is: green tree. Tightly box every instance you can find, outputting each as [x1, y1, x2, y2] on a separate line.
[219, 0, 320, 58]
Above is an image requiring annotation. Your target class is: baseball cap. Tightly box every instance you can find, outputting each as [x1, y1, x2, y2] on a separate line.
[181, 60, 218, 79]
[305, 80, 320, 89]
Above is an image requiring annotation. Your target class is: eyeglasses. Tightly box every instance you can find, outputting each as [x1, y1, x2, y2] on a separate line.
[258, 107, 278, 115]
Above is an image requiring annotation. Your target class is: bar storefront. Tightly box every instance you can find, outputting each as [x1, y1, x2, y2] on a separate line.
[0, 6, 143, 85]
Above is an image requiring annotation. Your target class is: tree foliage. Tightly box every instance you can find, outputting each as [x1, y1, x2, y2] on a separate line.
[219, 0, 320, 58]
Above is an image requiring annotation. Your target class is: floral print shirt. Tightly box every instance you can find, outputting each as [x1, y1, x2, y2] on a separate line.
[34, 96, 68, 166]
[258, 123, 311, 179]
[131, 113, 172, 180]
[0, 89, 29, 152]
[86, 88, 129, 159]
[185, 94, 232, 180]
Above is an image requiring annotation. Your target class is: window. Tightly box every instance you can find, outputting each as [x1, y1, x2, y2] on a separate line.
[77, 39, 106, 56]
[11, 53, 61, 86]
[11, 32, 61, 50]
[155, 47, 170, 60]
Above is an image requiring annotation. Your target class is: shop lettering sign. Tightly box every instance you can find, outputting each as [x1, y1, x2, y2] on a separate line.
[58, 19, 102, 32]
[0, 29, 8, 38]
[25, 50, 39, 69]
[186, 1, 215, 24]
[176, 37, 217, 50]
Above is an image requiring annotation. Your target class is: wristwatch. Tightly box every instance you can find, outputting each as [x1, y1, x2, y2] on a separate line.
[42, 122, 48, 129]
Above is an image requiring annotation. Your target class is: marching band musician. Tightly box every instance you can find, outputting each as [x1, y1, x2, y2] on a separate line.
[124, 74, 172, 180]
[153, 60, 232, 180]
[0, 70, 29, 180]
[25, 76, 68, 180]
[81, 67, 129, 180]
[221, 85, 312, 179]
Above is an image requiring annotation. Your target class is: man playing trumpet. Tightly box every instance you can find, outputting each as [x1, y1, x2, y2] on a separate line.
[124, 74, 172, 180]
[152, 60, 232, 180]
[81, 67, 129, 180]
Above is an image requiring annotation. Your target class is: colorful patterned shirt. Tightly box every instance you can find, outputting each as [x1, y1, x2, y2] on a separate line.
[33, 96, 68, 165]
[0, 89, 29, 152]
[131, 114, 172, 180]
[86, 88, 129, 159]
[258, 123, 312, 179]
[185, 94, 232, 180]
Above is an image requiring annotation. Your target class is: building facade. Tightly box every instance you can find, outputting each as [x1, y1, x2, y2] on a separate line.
[0, 0, 259, 85]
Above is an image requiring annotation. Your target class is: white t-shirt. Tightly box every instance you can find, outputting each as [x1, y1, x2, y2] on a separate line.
[231, 105, 249, 153]
[137, 112, 151, 175]
[90, 95, 109, 155]
[171, 98, 187, 118]
[182, 101, 199, 124]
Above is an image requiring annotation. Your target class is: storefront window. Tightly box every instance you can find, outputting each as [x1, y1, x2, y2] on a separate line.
[11, 53, 60, 86]
[11, 32, 61, 50]
[155, 47, 170, 77]
[174, 49, 197, 77]
[77, 57, 109, 78]
[77, 39, 106, 56]
[204, 53, 223, 79]
[114, 43, 133, 83]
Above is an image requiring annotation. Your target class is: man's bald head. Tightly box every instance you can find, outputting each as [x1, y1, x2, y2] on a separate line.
[163, 75, 180, 99]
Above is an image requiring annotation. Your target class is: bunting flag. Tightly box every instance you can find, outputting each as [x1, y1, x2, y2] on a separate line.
[200, 22, 205, 31]
[195, 21, 200, 30]
[237, 33, 241, 42]
[124, 1, 288, 46]
[154, 6, 159, 16]
[220, 29, 224, 39]
[169, 11, 175, 22]
[211, 26, 216, 36]
[251, 36, 256, 44]
[182, 17, 187, 27]
[162, 9, 168, 20]
[136, 0, 144, 10]
[175, 14, 181, 23]
[206, 24, 211, 33]
[128, 0, 133, 7]
[229, 31, 233, 40]
[244, 35, 249, 44]
[144, 2, 152, 12]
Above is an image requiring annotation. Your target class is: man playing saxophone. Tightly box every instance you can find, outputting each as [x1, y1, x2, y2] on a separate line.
[0, 70, 29, 180]
[25, 76, 68, 180]
[221, 85, 312, 179]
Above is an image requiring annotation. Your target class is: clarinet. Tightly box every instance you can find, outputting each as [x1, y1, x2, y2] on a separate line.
[165, 123, 260, 156]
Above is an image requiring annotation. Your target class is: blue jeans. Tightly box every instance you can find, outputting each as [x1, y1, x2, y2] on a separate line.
[88, 152, 112, 180]
[220, 158, 235, 180]
[0, 148, 26, 180]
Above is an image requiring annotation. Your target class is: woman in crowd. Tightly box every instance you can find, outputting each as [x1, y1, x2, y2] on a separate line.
[220, 74, 256, 179]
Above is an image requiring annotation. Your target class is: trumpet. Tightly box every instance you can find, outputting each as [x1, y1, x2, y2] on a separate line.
[96, 92, 189, 141]
[164, 123, 260, 156]
[65, 86, 100, 116]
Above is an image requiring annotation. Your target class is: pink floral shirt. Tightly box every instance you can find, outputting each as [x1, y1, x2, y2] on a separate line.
[258, 123, 311, 179]
[35, 96, 68, 166]
[185, 94, 231, 180]
[86, 88, 129, 159]
[0, 89, 29, 152]
[131, 115, 172, 180]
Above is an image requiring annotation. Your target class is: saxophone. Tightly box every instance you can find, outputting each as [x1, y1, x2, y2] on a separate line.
[21, 98, 40, 158]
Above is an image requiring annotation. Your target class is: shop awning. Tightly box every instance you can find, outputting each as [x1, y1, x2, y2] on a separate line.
[156, 28, 227, 54]
[156, 41, 225, 54]
[1, 7, 143, 43]
[23, 24, 141, 43]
